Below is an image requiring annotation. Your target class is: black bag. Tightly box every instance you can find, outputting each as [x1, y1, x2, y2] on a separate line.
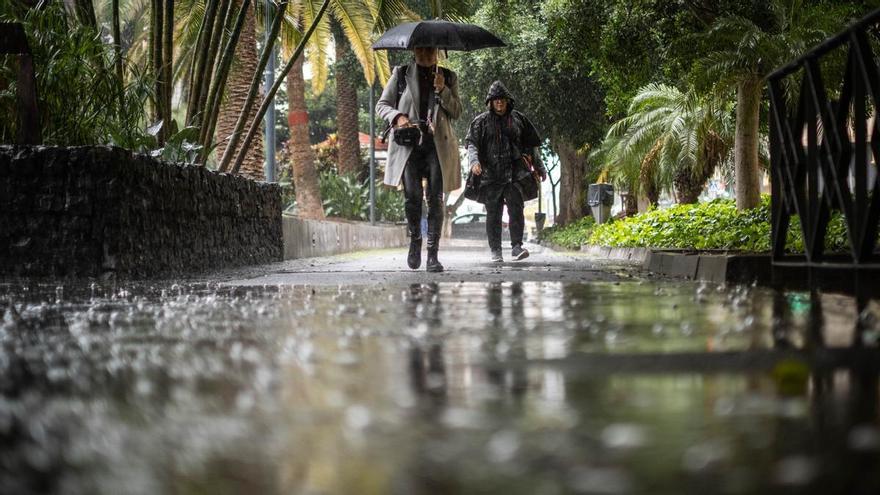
[464, 171, 482, 202]
[515, 154, 540, 201]
[393, 125, 422, 146]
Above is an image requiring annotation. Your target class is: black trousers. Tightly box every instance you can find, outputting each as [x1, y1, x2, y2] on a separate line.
[403, 141, 444, 250]
[485, 183, 525, 251]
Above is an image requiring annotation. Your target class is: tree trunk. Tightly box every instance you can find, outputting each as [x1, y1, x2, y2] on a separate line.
[150, 0, 164, 142]
[734, 76, 762, 210]
[111, 0, 123, 89]
[624, 192, 638, 216]
[287, 57, 325, 219]
[554, 140, 588, 226]
[675, 131, 724, 204]
[638, 141, 661, 210]
[214, 0, 264, 180]
[335, 36, 361, 176]
[673, 169, 705, 204]
[162, 0, 173, 134]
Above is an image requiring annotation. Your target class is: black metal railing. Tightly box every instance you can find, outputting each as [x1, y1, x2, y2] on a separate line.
[768, 8, 880, 267]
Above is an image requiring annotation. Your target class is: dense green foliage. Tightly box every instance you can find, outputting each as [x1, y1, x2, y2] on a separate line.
[541, 216, 596, 250]
[586, 197, 849, 253]
[596, 83, 735, 202]
[317, 172, 404, 222]
[0, 3, 152, 146]
[449, 0, 606, 149]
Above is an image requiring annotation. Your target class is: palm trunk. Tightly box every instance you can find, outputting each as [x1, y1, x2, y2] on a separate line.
[335, 37, 361, 176]
[150, 0, 164, 142]
[675, 131, 724, 204]
[214, 0, 264, 180]
[200, 0, 248, 162]
[554, 140, 588, 226]
[216, 0, 287, 177]
[288, 57, 325, 219]
[639, 140, 661, 210]
[228, 0, 331, 180]
[162, 0, 173, 134]
[111, 0, 123, 89]
[185, 0, 220, 126]
[734, 76, 762, 210]
[673, 169, 704, 204]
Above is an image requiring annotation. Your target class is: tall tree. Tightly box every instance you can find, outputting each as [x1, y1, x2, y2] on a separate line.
[333, 22, 362, 176]
[288, 56, 325, 218]
[453, 0, 606, 226]
[214, 0, 265, 179]
[598, 83, 734, 209]
[279, 0, 408, 217]
[695, 0, 855, 209]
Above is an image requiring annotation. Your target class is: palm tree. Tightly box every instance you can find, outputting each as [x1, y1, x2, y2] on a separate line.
[281, 0, 470, 217]
[287, 55, 325, 218]
[333, 22, 364, 176]
[280, 0, 399, 218]
[214, 0, 264, 180]
[600, 83, 734, 209]
[696, 0, 851, 209]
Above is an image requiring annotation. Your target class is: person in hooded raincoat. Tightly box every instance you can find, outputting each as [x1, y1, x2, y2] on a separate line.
[375, 47, 462, 273]
[466, 81, 547, 262]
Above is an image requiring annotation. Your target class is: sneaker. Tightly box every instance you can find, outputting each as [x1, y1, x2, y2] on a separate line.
[511, 245, 529, 261]
[490, 250, 503, 263]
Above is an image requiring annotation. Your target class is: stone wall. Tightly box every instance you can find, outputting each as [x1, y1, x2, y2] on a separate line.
[0, 146, 282, 279]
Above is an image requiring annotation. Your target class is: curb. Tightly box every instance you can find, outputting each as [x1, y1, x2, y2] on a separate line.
[581, 245, 771, 284]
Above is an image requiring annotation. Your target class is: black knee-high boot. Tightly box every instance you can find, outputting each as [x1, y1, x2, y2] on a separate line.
[425, 196, 444, 273]
[406, 214, 422, 270]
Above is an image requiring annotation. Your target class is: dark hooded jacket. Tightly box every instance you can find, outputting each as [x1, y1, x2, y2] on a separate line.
[465, 81, 544, 189]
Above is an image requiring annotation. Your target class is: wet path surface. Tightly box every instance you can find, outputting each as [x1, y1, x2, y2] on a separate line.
[1, 242, 879, 494]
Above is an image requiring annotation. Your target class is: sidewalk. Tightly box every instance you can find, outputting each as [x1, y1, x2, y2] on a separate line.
[222, 239, 634, 286]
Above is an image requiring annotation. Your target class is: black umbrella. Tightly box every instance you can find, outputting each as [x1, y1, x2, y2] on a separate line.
[371, 20, 505, 51]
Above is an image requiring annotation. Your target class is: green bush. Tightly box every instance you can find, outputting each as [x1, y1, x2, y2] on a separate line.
[317, 171, 405, 222]
[0, 3, 152, 147]
[320, 172, 369, 220]
[374, 184, 405, 222]
[541, 216, 596, 250]
[587, 196, 849, 253]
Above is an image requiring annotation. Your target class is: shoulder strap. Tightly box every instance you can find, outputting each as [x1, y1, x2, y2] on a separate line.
[395, 65, 408, 108]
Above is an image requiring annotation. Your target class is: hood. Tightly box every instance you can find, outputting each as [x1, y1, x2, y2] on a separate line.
[484, 80, 515, 106]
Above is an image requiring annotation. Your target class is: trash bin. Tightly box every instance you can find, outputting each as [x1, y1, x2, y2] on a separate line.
[588, 183, 614, 223]
[534, 212, 546, 236]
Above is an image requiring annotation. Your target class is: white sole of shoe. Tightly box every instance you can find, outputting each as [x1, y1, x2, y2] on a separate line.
[514, 250, 529, 261]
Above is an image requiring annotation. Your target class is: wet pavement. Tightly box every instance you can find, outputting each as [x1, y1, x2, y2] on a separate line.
[1, 240, 879, 494]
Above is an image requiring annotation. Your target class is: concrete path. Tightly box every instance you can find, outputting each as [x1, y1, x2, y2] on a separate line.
[223, 239, 636, 286]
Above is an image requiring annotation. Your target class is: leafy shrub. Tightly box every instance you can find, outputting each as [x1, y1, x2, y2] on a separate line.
[374, 184, 405, 222]
[541, 216, 596, 250]
[0, 3, 152, 147]
[320, 172, 369, 220]
[587, 196, 849, 252]
[317, 172, 405, 222]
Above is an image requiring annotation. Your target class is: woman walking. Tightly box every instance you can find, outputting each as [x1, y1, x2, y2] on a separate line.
[375, 47, 462, 272]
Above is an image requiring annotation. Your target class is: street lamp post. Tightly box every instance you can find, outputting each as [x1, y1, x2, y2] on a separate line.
[369, 81, 376, 225]
[263, 1, 276, 182]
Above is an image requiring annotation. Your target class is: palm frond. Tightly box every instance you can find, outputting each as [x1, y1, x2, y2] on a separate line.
[330, 0, 376, 84]
[371, 0, 419, 32]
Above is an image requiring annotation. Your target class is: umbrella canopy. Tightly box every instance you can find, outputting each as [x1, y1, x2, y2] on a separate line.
[371, 20, 505, 51]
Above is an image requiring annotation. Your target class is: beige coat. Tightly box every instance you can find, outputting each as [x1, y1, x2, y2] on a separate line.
[375, 62, 462, 193]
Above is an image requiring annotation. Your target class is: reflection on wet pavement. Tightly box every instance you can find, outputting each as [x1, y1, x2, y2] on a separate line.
[1, 281, 878, 494]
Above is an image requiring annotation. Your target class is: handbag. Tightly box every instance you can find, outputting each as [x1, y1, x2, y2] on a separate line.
[464, 170, 482, 202]
[393, 125, 422, 146]
[515, 154, 541, 201]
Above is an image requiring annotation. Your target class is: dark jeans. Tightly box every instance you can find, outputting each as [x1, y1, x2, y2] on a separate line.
[403, 141, 444, 250]
[485, 183, 524, 251]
